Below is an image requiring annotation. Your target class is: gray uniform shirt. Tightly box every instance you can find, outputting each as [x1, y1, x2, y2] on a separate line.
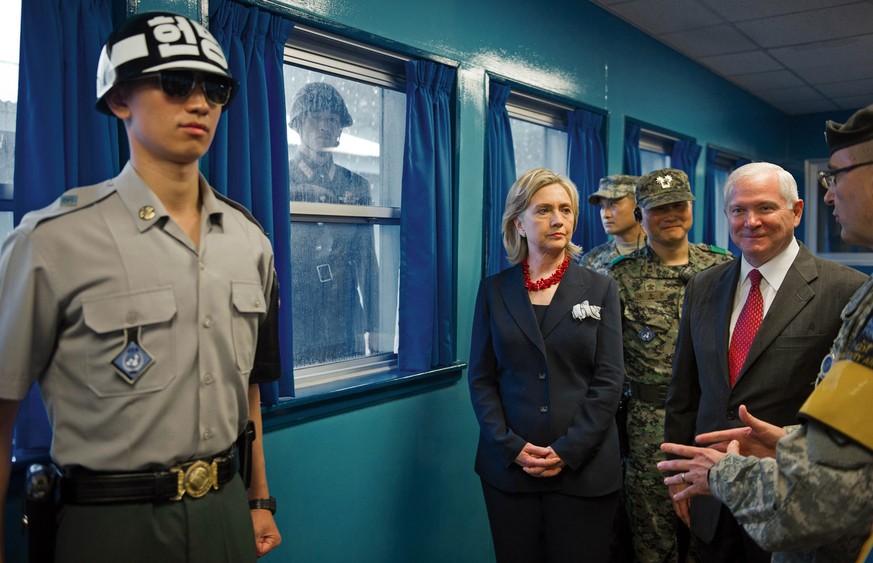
[0, 163, 275, 471]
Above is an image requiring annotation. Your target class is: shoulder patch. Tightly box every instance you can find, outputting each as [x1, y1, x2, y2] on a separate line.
[213, 189, 268, 237]
[707, 244, 728, 255]
[609, 254, 631, 267]
[18, 180, 117, 233]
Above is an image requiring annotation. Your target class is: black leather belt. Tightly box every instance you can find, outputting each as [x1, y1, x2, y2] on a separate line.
[60, 448, 237, 505]
[627, 381, 668, 405]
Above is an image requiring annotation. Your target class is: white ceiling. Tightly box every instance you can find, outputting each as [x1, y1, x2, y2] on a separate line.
[589, 0, 873, 115]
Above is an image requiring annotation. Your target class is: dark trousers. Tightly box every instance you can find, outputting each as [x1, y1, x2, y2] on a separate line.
[481, 479, 619, 563]
[696, 504, 771, 563]
[54, 474, 256, 563]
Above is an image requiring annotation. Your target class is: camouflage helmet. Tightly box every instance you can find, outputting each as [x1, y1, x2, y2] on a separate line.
[289, 82, 353, 132]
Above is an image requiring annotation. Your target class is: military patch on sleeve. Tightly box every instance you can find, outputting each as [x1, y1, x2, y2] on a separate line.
[848, 313, 873, 370]
[638, 326, 655, 343]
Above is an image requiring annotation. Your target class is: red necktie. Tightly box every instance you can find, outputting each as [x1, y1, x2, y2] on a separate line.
[729, 269, 763, 387]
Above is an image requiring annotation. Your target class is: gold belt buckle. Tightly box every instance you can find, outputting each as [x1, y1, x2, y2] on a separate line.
[170, 459, 220, 501]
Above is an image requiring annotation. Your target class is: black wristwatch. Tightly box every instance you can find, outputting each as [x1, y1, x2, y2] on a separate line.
[249, 496, 277, 515]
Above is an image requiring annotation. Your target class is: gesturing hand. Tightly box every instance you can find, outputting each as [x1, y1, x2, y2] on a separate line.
[657, 439, 740, 501]
[695, 405, 785, 459]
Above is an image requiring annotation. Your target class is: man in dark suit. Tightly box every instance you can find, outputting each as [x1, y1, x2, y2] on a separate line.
[664, 161, 867, 562]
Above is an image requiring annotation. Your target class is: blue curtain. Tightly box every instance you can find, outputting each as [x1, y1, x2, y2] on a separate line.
[671, 139, 702, 190]
[567, 109, 606, 252]
[11, 0, 117, 462]
[484, 83, 516, 276]
[623, 121, 641, 175]
[14, 0, 118, 221]
[209, 1, 294, 403]
[703, 147, 720, 245]
[672, 139, 702, 241]
[398, 61, 455, 373]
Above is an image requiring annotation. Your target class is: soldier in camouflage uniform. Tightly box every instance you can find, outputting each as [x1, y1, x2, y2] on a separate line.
[582, 174, 644, 563]
[611, 169, 731, 562]
[659, 105, 873, 562]
[579, 174, 645, 275]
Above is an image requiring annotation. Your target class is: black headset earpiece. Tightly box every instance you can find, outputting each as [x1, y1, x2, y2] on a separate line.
[634, 207, 642, 222]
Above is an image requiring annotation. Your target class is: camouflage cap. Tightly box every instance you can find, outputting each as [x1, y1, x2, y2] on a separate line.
[826, 104, 873, 155]
[588, 175, 640, 205]
[635, 168, 695, 210]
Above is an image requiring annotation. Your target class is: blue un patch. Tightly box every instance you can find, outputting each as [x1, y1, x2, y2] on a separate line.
[638, 326, 655, 343]
[112, 340, 153, 384]
[820, 353, 834, 375]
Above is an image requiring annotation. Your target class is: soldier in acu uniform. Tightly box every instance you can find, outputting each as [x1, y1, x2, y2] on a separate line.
[579, 174, 645, 275]
[611, 169, 731, 562]
[580, 173, 644, 563]
[659, 105, 873, 562]
[0, 12, 281, 562]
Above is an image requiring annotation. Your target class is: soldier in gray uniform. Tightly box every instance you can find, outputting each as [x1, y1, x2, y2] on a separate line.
[659, 105, 873, 562]
[287, 82, 380, 367]
[0, 12, 281, 561]
[579, 174, 645, 275]
[611, 169, 731, 562]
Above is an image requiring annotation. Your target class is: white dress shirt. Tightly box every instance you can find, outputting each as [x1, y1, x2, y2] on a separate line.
[729, 238, 800, 343]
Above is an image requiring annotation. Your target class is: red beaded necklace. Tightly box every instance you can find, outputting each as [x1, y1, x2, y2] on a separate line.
[522, 255, 570, 292]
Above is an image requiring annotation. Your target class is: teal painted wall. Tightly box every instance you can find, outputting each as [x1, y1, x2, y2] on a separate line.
[6, 1, 849, 562]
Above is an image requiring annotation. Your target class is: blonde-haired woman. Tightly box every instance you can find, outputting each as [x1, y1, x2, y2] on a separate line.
[469, 168, 625, 562]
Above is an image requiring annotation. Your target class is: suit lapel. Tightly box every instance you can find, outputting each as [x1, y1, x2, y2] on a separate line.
[541, 264, 590, 340]
[738, 246, 817, 381]
[712, 261, 741, 386]
[498, 266, 547, 357]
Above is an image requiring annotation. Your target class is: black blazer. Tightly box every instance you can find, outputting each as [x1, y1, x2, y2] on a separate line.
[468, 262, 625, 495]
[665, 244, 867, 541]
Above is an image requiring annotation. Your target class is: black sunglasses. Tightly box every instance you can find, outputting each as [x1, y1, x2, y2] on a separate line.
[129, 70, 237, 107]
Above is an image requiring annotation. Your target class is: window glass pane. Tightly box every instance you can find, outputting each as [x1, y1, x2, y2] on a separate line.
[640, 148, 670, 174]
[816, 197, 866, 253]
[0, 130, 13, 186]
[510, 117, 568, 176]
[284, 62, 404, 379]
[0, 211, 12, 243]
[285, 68, 405, 208]
[712, 167, 730, 249]
[289, 222, 399, 371]
[0, 0, 20, 193]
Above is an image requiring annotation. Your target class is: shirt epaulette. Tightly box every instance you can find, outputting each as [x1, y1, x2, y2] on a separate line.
[17, 180, 117, 233]
[706, 244, 729, 255]
[213, 190, 269, 237]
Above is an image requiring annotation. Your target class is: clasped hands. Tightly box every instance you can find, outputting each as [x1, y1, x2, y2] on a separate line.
[515, 443, 565, 478]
